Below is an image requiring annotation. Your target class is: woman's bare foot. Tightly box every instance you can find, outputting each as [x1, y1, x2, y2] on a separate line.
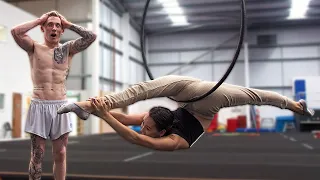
[75, 101, 93, 112]
[293, 101, 304, 115]
[298, 99, 315, 116]
[57, 101, 93, 120]
[291, 99, 315, 116]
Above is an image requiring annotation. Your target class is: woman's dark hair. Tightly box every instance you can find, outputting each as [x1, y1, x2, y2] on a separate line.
[149, 106, 174, 131]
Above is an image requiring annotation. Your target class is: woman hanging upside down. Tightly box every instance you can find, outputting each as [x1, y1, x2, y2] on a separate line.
[58, 75, 314, 151]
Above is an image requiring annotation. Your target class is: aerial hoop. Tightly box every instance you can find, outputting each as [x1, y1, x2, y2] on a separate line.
[140, 0, 246, 103]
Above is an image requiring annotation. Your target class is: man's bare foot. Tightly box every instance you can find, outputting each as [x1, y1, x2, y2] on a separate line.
[57, 101, 92, 120]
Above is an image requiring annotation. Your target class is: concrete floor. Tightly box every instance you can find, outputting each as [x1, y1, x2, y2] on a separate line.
[0, 132, 319, 180]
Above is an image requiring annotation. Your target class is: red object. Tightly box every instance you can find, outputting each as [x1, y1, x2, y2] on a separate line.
[207, 114, 218, 132]
[255, 109, 261, 130]
[313, 131, 320, 139]
[237, 115, 247, 128]
[227, 118, 238, 132]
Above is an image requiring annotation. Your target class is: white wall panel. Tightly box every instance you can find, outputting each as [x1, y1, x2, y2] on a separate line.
[214, 49, 245, 61]
[115, 54, 122, 82]
[282, 46, 319, 58]
[149, 66, 181, 78]
[180, 65, 213, 82]
[149, 32, 236, 49]
[249, 47, 282, 60]
[283, 61, 319, 86]
[130, 26, 139, 44]
[213, 63, 245, 86]
[111, 11, 121, 34]
[180, 51, 211, 63]
[249, 62, 283, 87]
[149, 53, 180, 63]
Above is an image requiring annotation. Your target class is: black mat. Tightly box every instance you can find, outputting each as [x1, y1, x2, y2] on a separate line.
[0, 132, 319, 180]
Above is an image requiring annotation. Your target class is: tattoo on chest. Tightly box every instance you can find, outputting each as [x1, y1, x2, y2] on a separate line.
[53, 43, 68, 64]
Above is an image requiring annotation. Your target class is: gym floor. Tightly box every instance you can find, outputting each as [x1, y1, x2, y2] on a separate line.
[0, 132, 319, 180]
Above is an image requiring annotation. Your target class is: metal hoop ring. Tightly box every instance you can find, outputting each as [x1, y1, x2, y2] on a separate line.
[140, 0, 246, 103]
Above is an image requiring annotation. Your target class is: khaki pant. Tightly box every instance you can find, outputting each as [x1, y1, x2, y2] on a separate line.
[104, 75, 295, 120]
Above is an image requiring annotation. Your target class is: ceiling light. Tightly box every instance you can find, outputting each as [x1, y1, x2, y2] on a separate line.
[158, 0, 189, 26]
[169, 15, 189, 26]
[162, 7, 184, 14]
[288, 0, 311, 19]
[158, 0, 179, 7]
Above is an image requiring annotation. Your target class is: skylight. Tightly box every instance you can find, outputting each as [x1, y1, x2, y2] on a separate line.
[288, 0, 311, 19]
[158, 0, 189, 26]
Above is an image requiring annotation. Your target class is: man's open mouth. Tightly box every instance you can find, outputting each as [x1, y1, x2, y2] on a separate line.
[51, 34, 57, 38]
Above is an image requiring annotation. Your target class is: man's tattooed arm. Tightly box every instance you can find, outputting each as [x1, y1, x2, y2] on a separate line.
[10, 19, 41, 53]
[11, 13, 48, 53]
[69, 24, 97, 55]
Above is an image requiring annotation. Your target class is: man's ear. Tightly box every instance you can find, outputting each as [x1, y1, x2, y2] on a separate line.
[159, 129, 166, 137]
[40, 26, 44, 32]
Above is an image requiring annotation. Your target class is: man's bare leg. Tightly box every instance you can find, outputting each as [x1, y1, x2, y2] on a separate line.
[52, 133, 69, 180]
[29, 134, 46, 180]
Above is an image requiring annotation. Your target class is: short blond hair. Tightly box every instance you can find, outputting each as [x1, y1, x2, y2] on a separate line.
[43, 11, 62, 26]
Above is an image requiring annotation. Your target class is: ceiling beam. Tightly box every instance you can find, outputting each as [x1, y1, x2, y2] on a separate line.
[108, 0, 126, 13]
[4, 0, 45, 2]
[147, 16, 320, 36]
[134, 8, 292, 25]
[126, 0, 291, 13]
[132, 7, 291, 18]
[101, 0, 122, 17]
[122, 0, 290, 10]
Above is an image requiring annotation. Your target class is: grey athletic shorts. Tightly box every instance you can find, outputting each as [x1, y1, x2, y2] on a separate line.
[24, 98, 73, 140]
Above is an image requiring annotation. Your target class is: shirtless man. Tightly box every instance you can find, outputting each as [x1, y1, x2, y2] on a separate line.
[11, 11, 96, 180]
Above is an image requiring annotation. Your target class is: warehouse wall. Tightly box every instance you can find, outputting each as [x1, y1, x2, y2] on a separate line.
[0, 1, 43, 139]
[0, 0, 146, 137]
[99, 1, 144, 92]
[147, 26, 320, 122]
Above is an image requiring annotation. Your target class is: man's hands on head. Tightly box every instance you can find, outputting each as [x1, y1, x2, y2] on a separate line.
[58, 14, 72, 29]
[39, 13, 49, 25]
[39, 11, 72, 29]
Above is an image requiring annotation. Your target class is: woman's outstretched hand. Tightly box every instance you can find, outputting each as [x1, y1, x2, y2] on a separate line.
[90, 98, 111, 119]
